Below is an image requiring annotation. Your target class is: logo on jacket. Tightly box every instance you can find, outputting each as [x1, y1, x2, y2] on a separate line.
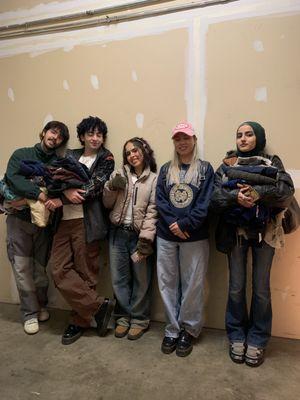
[169, 184, 193, 208]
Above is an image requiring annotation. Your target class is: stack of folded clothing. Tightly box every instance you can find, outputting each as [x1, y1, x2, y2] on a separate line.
[221, 156, 278, 238]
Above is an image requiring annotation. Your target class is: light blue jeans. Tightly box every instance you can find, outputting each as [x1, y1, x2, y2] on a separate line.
[109, 225, 153, 329]
[157, 236, 209, 338]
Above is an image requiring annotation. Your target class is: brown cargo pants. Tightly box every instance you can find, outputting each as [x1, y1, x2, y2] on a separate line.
[51, 218, 105, 327]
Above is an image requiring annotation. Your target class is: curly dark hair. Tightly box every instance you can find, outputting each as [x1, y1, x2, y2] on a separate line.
[122, 137, 157, 173]
[76, 116, 108, 145]
[39, 121, 69, 145]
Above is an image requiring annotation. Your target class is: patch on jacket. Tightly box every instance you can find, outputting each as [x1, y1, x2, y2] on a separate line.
[105, 155, 114, 161]
[169, 183, 193, 208]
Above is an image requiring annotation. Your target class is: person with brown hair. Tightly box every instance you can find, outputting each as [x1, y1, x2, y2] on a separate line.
[5, 121, 69, 335]
[103, 137, 157, 340]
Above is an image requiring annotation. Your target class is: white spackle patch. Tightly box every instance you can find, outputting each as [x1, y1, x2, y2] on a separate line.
[102, 44, 107, 48]
[63, 80, 70, 91]
[136, 113, 144, 129]
[255, 87, 267, 102]
[8, 88, 15, 102]
[253, 40, 264, 52]
[131, 70, 138, 82]
[63, 45, 74, 52]
[44, 114, 54, 126]
[280, 34, 285, 39]
[90, 74, 99, 90]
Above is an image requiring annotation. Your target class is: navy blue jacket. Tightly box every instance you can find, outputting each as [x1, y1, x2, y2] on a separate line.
[156, 160, 214, 242]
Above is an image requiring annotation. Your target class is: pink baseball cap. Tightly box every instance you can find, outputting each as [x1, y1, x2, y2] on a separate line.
[172, 122, 195, 138]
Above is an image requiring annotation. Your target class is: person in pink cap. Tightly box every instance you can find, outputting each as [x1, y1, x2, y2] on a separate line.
[156, 122, 214, 357]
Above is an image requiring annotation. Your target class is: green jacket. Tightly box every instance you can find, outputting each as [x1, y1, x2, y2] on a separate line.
[5, 143, 59, 221]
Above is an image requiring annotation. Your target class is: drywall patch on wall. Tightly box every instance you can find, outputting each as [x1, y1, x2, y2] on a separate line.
[63, 79, 70, 91]
[184, 17, 208, 159]
[253, 39, 264, 52]
[1, 1, 300, 60]
[43, 113, 53, 126]
[255, 86, 267, 102]
[63, 45, 74, 52]
[90, 74, 99, 90]
[7, 87, 15, 102]
[193, 17, 209, 159]
[131, 70, 138, 82]
[0, 0, 140, 25]
[136, 113, 144, 129]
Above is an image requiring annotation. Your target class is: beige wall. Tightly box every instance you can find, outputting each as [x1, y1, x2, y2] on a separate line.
[0, 0, 300, 339]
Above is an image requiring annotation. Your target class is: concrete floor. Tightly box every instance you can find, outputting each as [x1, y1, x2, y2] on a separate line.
[0, 303, 299, 400]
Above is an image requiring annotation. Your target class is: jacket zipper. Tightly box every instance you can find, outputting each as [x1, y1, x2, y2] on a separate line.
[117, 167, 129, 225]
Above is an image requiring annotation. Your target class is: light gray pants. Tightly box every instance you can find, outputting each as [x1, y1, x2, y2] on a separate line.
[6, 215, 50, 322]
[157, 237, 209, 338]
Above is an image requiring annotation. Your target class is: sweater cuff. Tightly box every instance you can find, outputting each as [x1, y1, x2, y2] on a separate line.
[177, 218, 189, 232]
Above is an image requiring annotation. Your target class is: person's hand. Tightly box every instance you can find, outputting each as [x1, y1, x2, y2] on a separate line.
[63, 188, 85, 204]
[7, 198, 27, 208]
[237, 186, 255, 208]
[169, 222, 190, 240]
[38, 191, 48, 202]
[109, 173, 127, 191]
[131, 251, 146, 263]
[45, 198, 62, 211]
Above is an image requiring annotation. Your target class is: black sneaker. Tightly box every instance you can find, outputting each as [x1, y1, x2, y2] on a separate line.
[161, 336, 178, 354]
[176, 330, 193, 357]
[245, 345, 265, 367]
[94, 298, 116, 337]
[62, 324, 83, 345]
[229, 342, 245, 364]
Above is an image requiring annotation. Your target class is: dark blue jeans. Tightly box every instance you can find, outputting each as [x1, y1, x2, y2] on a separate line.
[226, 239, 275, 348]
[109, 225, 153, 329]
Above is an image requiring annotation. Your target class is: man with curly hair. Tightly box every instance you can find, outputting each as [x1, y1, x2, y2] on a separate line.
[49, 116, 115, 345]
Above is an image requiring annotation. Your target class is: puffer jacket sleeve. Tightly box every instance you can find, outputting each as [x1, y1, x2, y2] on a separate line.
[210, 164, 239, 214]
[103, 169, 123, 209]
[253, 155, 294, 206]
[139, 175, 158, 242]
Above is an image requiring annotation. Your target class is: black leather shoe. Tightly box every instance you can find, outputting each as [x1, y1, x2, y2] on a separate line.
[161, 336, 178, 354]
[176, 330, 193, 357]
[94, 298, 116, 337]
[62, 324, 83, 345]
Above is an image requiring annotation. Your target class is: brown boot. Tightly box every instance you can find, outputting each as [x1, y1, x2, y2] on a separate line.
[115, 325, 129, 338]
[127, 327, 148, 340]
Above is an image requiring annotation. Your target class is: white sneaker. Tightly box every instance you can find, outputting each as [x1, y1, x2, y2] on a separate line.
[24, 318, 39, 335]
[38, 308, 50, 322]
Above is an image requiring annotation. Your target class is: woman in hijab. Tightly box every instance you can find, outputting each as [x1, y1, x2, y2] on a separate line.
[211, 121, 294, 367]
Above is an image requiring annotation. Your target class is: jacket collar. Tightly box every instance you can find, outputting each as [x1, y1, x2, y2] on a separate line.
[123, 164, 151, 180]
[34, 143, 57, 161]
